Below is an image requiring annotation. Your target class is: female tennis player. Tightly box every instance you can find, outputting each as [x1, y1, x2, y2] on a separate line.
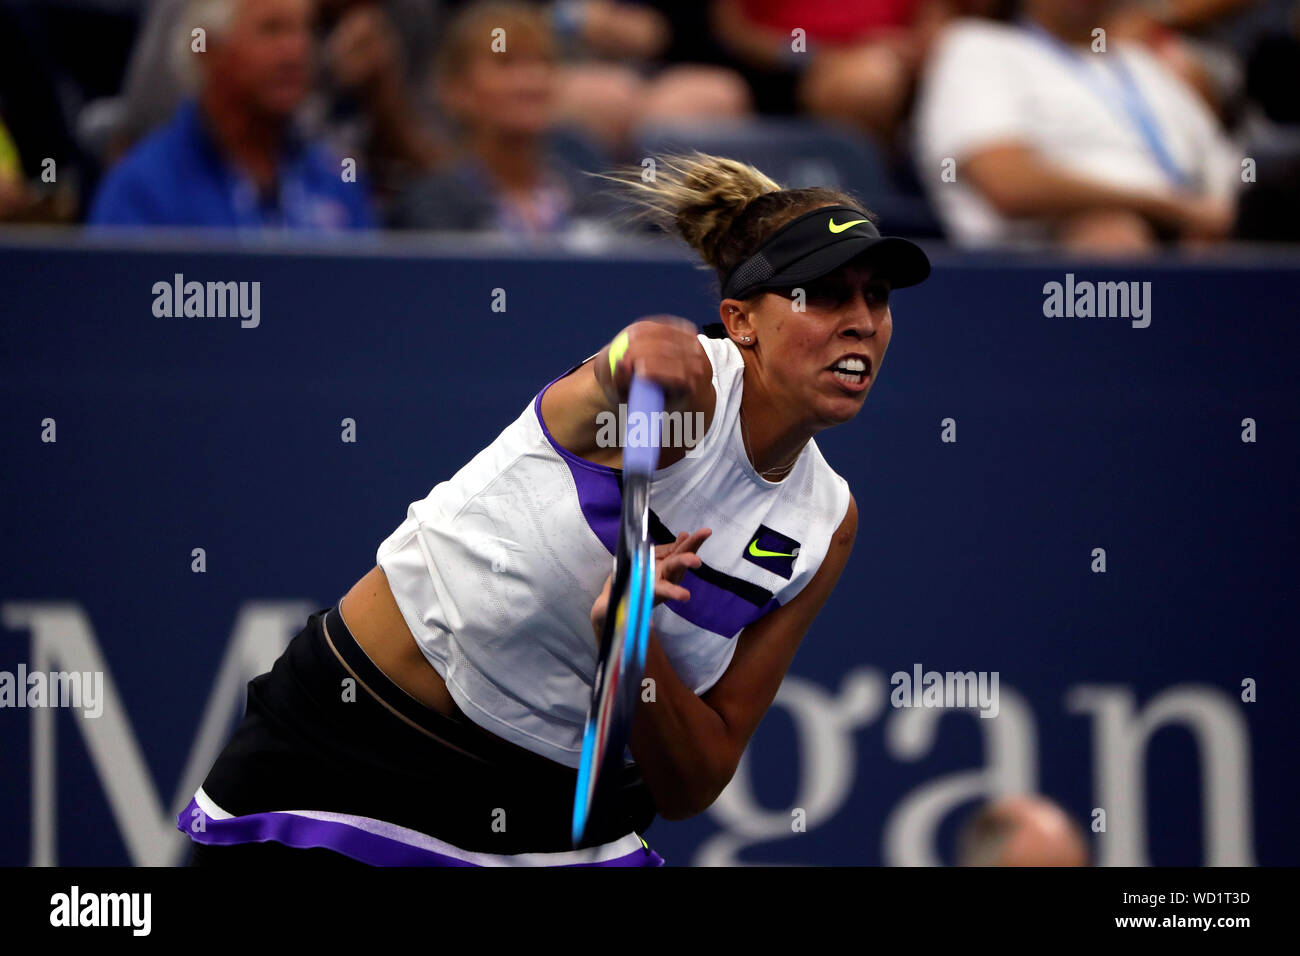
[178, 152, 930, 867]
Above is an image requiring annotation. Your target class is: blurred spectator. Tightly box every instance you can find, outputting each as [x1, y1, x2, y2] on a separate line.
[1103, 1, 1300, 125]
[313, 0, 447, 206]
[915, 0, 1242, 251]
[390, 1, 626, 237]
[93, 0, 442, 212]
[1104, 1, 1261, 119]
[708, 0, 973, 146]
[957, 795, 1089, 867]
[530, 1, 752, 155]
[89, 0, 374, 228]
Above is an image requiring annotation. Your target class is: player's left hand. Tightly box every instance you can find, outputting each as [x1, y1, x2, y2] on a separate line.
[589, 528, 711, 645]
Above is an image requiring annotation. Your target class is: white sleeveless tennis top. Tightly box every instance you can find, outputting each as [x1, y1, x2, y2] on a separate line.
[375, 333, 851, 767]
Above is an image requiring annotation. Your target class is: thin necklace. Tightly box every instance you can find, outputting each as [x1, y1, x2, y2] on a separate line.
[740, 405, 800, 481]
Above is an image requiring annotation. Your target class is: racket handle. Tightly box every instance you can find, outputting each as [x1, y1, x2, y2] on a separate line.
[624, 377, 664, 475]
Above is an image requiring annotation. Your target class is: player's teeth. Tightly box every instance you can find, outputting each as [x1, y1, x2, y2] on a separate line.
[836, 357, 866, 372]
[833, 370, 864, 385]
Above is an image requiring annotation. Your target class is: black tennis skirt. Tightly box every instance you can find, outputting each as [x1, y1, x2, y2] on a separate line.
[178, 606, 663, 866]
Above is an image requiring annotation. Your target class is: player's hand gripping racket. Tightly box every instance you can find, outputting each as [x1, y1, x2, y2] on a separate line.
[571, 374, 663, 847]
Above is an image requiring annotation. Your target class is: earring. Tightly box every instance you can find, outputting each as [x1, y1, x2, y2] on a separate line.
[742, 336, 751, 342]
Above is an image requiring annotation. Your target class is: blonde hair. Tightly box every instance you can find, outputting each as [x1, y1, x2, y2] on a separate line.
[596, 151, 867, 297]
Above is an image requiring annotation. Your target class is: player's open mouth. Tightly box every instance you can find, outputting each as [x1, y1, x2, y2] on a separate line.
[828, 356, 871, 390]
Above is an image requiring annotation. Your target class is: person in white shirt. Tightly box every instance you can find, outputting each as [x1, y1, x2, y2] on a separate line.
[914, 0, 1242, 250]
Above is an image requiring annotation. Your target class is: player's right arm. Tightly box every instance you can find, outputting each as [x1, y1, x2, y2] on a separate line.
[539, 316, 716, 465]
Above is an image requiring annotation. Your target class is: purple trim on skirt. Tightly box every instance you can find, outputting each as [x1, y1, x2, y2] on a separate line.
[177, 797, 664, 867]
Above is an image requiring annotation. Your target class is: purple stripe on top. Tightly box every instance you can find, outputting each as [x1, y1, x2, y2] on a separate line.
[534, 363, 625, 554]
[534, 372, 778, 640]
[177, 797, 664, 867]
[667, 576, 780, 638]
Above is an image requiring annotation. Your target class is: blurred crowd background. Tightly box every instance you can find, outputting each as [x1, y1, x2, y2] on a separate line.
[1, 0, 1298, 250]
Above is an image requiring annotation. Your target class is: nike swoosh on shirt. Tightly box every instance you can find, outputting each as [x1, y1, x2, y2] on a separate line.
[749, 539, 797, 558]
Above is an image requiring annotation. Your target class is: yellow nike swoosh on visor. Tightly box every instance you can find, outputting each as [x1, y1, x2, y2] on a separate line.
[828, 218, 868, 233]
[749, 540, 796, 559]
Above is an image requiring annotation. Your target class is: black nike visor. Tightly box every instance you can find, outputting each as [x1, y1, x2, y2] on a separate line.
[720, 204, 931, 300]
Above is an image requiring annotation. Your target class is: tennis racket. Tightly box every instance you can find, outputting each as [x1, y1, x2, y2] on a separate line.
[571, 374, 664, 847]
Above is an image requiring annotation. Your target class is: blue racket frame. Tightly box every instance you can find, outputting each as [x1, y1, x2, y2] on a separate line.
[571, 376, 663, 847]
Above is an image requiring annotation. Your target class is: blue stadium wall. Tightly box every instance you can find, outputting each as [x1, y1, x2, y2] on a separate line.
[1, 235, 1296, 866]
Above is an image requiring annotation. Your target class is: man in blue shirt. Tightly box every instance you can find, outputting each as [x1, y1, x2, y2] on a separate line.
[91, 0, 374, 230]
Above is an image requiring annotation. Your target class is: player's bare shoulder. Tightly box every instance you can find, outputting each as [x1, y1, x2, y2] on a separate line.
[539, 356, 608, 460]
